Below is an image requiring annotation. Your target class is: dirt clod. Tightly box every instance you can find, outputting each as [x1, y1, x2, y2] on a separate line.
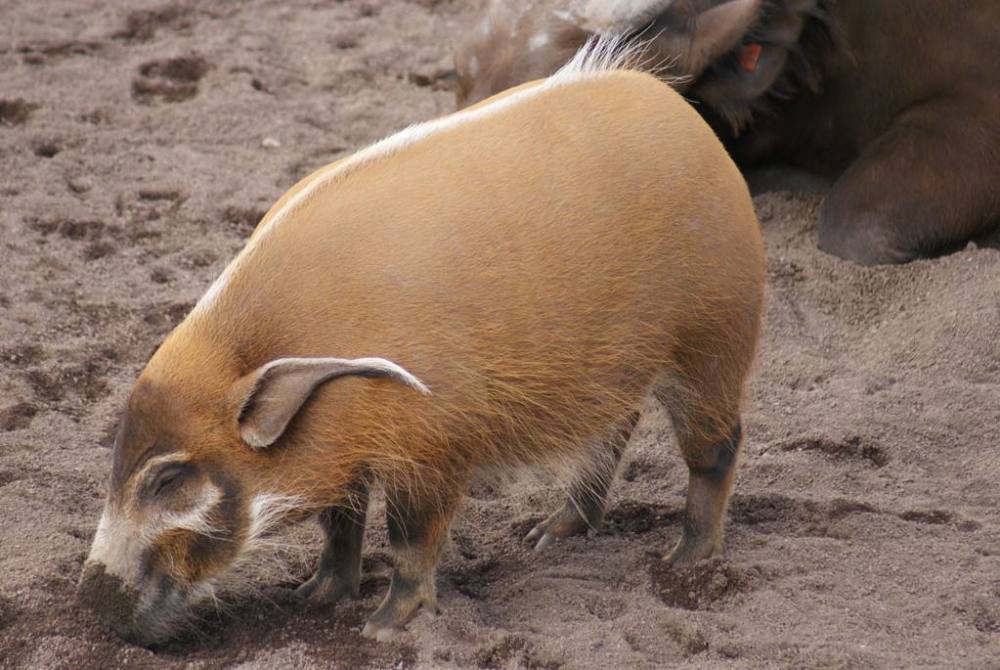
[0, 98, 39, 126]
[0, 402, 38, 432]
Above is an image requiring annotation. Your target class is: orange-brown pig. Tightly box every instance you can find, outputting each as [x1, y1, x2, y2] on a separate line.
[78, 44, 766, 645]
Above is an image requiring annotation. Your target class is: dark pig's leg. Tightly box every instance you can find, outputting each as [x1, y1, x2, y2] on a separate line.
[525, 413, 639, 550]
[819, 104, 1000, 265]
[362, 485, 460, 641]
[296, 482, 369, 604]
[656, 348, 748, 564]
[668, 420, 743, 565]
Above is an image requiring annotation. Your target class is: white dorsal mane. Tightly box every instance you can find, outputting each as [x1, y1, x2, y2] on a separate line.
[193, 34, 649, 316]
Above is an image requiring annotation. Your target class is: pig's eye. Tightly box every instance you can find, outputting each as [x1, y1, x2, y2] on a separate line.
[148, 462, 191, 498]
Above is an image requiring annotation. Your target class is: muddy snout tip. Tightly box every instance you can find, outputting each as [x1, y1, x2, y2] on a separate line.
[77, 561, 150, 646]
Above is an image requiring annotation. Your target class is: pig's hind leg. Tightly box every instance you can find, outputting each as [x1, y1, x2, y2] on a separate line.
[525, 412, 639, 551]
[656, 362, 745, 565]
[296, 482, 369, 604]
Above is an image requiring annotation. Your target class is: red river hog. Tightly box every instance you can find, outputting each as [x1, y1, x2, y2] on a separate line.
[78, 40, 766, 645]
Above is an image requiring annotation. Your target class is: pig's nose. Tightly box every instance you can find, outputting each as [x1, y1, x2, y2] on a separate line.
[78, 561, 141, 640]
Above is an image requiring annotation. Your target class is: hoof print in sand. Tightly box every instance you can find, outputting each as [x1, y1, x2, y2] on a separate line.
[29, 218, 120, 261]
[471, 636, 561, 670]
[407, 68, 457, 92]
[649, 559, 760, 611]
[584, 594, 627, 621]
[142, 301, 195, 335]
[115, 5, 193, 43]
[778, 434, 888, 467]
[1, 344, 44, 368]
[30, 217, 105, 241]
[449, 557, 506, 600]
[621, 456, 655, 482]
[964, 588, 1000, 634]
[32, 139, 61, 158]
[108, 190, 186, 251]
[604, 501, 680, 535]
[25, 361, 111, 405]
[898, 510, 954, 525]
[730, 493, 877, 539]
[149, 265, 174, 284]
[132, 55, 209, 103]
[0, 98, 39, 126]
[17, 40, 102, 66]
[221, 206, 267, 235]
[0, 594, 15, 631]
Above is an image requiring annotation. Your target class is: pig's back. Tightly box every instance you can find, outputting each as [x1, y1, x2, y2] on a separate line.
[223, 72, 756, 349]
[192, 70, 763, 460]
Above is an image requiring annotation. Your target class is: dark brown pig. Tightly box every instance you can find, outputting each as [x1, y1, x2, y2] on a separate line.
[457, 0, 1000, 265]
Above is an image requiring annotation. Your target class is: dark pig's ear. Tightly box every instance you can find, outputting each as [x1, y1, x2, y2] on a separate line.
[684, 0, 764, 75]
[688, 0, 825, 133]
[233, 357, 430, 449]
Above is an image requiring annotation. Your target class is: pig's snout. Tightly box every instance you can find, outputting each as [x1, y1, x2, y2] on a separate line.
[78, 561, 181, 647]
[79, 561, 142, 642]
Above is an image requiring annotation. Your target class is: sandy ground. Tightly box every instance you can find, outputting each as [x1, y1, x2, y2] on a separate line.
[2, 1, 999, 668]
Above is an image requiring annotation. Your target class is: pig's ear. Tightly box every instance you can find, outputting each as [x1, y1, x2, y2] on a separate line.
[234, 357, 430, 449]
[687, 0, 823, 133]
[685, 0, 764, 75]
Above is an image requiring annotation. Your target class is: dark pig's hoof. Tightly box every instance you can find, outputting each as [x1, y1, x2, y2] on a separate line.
[524, 503, 597, 551]
[294, 572, 359, 605]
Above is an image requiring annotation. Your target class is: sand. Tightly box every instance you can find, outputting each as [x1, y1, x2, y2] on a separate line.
[1, 1, 999, 668]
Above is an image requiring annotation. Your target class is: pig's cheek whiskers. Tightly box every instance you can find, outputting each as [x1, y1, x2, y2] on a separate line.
[196, 497, 308, 601]
[228, 533, 305, 590]
[192, 580, 224, 616]
[246, 492, 307, 548]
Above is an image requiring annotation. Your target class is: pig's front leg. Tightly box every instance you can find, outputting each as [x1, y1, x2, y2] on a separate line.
[296, 483, 369, 605]
[361, 486, 458, 641]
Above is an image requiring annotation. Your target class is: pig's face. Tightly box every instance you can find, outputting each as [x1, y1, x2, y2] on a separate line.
[77, 379, 264, 646]
[78, 353, 428, 645]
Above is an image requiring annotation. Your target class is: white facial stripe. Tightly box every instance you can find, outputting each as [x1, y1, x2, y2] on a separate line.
[87, 480, 224, 585]
[191, 34, 646, 318]
[154, 483, 224, 540]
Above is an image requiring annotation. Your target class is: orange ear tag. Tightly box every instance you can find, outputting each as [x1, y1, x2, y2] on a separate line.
[739, 43, 763, 72]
